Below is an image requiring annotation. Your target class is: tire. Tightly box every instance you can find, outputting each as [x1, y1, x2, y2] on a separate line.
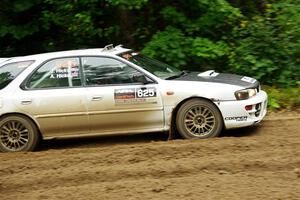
[0, 115, 40, 152]
[176, 99, 223, 139]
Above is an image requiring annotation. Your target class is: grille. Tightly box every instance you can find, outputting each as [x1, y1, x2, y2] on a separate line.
[255, 103, 262, 117]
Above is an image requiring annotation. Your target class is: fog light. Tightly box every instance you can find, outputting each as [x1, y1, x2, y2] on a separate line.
[245, 105, 253, 111]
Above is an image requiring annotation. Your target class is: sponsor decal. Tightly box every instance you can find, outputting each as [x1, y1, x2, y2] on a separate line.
[114, 87, 157, 104]
[114, 88, 135, 100]
[225, 116, 248, 121]
[241, 76, 256, 84]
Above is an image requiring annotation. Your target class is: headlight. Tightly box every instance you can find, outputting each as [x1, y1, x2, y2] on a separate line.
[235, 88, 257, 100]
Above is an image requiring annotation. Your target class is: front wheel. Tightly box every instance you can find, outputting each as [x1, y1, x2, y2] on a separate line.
[176, 99, 223, 139]
[0, 115, 40, 152]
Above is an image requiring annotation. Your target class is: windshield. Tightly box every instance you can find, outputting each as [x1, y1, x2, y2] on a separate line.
[0, 60, 34, 89]
[119, 52, 182, 79]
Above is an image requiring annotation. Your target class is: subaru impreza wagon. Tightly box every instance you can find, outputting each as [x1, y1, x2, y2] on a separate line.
[0, 45, 267, 152]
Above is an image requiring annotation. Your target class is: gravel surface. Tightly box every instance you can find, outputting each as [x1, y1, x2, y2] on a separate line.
[1, 112, 299, 200]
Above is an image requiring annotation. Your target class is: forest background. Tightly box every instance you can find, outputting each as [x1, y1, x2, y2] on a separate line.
[0, 0, 299, 109]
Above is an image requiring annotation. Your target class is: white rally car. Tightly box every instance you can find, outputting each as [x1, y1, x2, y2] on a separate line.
[0, 45, 267, 152]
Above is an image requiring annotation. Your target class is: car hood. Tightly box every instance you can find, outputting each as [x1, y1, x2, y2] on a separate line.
[174, 70, 259, 88]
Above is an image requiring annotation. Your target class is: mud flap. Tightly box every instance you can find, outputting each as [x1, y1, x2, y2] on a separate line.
[168, 109, 176, 140]
[168, 126, 174, 140]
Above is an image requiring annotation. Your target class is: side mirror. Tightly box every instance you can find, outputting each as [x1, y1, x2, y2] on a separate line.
[133, 73, 154, 85]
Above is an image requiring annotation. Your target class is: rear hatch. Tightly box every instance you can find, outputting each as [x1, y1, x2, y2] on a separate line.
[0, 60, 34, 90]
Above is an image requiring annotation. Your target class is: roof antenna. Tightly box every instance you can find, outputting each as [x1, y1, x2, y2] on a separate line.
[102, 44, 114, 52]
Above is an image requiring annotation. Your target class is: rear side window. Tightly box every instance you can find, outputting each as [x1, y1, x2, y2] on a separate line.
[26, 57, 81, 89]
[0, 61, 34, 89]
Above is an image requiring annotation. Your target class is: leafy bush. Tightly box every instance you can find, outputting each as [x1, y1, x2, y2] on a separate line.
[142, 1, 241, 70]
[263, 84, 300, 110]
[141, 27, 190, 69]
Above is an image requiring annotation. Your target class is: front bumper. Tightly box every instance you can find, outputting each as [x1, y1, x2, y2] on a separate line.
[217, 90, 268, 129]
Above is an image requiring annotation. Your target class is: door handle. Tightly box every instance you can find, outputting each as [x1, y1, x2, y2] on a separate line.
[21, 99, 32, 105]
[92, 96, 103, 101]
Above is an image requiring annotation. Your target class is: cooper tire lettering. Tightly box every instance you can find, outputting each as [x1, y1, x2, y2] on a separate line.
[225, 116, 248, 121]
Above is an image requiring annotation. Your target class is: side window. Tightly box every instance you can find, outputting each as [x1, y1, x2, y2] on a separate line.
[82, 57, 151, 86]
[26, 58, 81, 89]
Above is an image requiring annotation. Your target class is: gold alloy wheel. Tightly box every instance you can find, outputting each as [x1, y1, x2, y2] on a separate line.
[183, 105, 216, 137]
[0, 120, 29, 151]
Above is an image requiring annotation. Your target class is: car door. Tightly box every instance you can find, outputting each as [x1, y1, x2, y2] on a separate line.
[15, 57, 89, 138]
[82, 56, 164, 134]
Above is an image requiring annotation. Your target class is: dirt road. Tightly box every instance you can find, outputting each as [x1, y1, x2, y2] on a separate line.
[1, 113, 300, 200]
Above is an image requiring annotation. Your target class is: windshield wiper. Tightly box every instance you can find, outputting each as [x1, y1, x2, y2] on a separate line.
[165, 70, 189, 80]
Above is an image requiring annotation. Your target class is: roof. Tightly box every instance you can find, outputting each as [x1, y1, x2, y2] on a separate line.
[0, 58, 10, 63]
[1, 45, 131, 64]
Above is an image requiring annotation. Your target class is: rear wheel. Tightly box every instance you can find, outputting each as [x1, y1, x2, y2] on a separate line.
[0, 115, 39, 152]
[176, 99, 223, 139]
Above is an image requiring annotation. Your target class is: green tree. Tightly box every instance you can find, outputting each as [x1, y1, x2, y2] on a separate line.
[229, 1, 300, 87]
[0, 0, 42, 56]
[0, 0, 299, 89]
